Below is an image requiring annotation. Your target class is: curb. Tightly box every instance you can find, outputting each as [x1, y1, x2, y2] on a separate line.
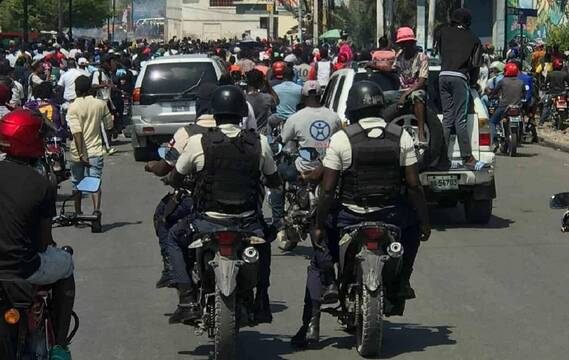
[538, 137, 569, 153]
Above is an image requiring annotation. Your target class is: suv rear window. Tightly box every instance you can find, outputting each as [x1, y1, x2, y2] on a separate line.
[141, 62, 217, 95]
[353, 72, 400, 92]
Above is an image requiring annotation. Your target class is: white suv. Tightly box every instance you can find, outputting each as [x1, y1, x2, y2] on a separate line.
[130, 55, 225, 161]
[324, 65, 496, 224]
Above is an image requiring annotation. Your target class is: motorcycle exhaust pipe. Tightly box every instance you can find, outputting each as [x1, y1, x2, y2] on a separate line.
[387, 242, 404, 258]
[242, 247, 259, 264]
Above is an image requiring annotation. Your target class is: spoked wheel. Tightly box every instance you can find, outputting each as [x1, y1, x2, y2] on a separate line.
[214, 291, 237, 360]
[508, 132, 518, 157]
[356, 268, 384, 358]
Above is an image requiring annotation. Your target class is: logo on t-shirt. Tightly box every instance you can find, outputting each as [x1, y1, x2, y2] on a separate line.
[310, 120, 331, 141]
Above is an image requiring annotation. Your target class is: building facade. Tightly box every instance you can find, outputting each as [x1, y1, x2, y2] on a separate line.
[165, 0, 296, 40]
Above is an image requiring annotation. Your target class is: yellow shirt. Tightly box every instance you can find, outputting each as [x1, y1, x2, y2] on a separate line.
[67, 95, 113, 161]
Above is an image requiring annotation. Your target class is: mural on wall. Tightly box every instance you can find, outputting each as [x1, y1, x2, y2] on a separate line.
[507, 0, 569, 43]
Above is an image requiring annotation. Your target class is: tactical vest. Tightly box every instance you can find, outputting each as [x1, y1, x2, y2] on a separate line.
[340, 122, 403, 208]
[195, 128, 261, 214]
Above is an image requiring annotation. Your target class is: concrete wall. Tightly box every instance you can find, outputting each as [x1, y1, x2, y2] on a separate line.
[166, 0, 294, 40]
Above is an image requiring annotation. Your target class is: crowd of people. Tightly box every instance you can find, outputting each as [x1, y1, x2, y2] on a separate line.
[1, 6, 568, 359]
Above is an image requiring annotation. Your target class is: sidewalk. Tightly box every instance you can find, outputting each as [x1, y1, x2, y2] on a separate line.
[538, 125, 569, 152]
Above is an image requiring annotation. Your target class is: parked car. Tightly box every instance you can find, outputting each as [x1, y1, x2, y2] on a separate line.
[131, 55, 225, 161]
[323, 63, 496, 224]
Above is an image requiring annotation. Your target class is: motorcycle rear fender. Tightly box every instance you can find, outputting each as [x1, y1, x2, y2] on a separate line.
[211, 255, 241, 297]
[359, 251, 385, 292]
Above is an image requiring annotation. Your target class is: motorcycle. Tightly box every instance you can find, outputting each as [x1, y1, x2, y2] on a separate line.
[187, 226, 266, 360]
[550, 192, 569, 233]
[0, 248, 79, 360]
[44, 136, 69, 186]
[325, 221, 405, 357]
[497, 105, 521, 157]
[550, 93, 568, 130]
[52, 176, 103, 233]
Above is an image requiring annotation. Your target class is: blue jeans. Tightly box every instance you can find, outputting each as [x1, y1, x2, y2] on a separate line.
[490, 106, 506, 142]
[153, 193, 194, 259]
[70, 156, 103, 189]
[270, 161, 299, 225]
[540, 94, 552, 125]
[300, 203, 420, 324]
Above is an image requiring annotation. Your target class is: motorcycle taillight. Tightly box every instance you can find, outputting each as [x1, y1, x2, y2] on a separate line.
[361, 227, 385, 250]
[507, 107, 520, 116]
[216, 232, 238, 257]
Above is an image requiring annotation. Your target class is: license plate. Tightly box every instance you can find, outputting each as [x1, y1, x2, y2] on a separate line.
[171, 104, 191, 112]
[509, 116, 521, 123]
[428, 175, 459, 191]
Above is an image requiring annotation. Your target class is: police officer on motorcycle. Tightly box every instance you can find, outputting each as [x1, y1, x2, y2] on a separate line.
[170, 85, 282, 324]
[291, 81, 431, 348]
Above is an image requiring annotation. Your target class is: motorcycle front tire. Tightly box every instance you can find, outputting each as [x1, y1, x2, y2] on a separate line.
[356, 286, 384, 358]
[214, 291, 237, 360]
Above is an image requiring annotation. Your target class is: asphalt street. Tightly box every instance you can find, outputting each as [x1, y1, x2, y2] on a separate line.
[54, 140, 569, 360]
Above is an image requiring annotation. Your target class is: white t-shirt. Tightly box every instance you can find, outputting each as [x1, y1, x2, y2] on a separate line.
[323, 117, 417, 214]
[241, 102, 257, 130]
[91, 70, 112, 100]
[58, 68, 90, 102]
[176, 124, 277, 218]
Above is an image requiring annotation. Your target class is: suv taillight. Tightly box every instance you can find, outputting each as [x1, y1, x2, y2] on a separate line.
[133, 88, 141, 104]
[479, 117, 491, 147]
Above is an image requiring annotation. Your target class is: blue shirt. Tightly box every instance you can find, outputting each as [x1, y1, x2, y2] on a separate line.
[517, 72, 533, 103]
[273, 81, 302, 119]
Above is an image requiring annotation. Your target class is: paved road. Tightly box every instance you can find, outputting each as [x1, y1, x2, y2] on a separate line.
[55, 141, 569, 360]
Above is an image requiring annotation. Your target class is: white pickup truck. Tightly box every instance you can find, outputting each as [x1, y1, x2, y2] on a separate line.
[323, 65, 496, 224]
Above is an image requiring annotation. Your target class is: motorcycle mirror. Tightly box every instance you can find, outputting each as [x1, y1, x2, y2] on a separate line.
[188, 239, 204, 249]
[550, 192, 569, 209]
[157, 147, 168, 160]
[76, 177, 101, 193]
[299, 147, 319, 162]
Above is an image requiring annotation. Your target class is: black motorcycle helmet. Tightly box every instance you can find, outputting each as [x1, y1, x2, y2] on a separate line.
[211, 85, 248, 124]
[345, 80, 385, 122]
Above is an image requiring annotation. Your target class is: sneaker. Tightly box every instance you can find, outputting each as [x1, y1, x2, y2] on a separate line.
[49, 345, 71, 360]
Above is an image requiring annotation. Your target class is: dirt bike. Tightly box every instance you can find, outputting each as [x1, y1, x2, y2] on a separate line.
[324, 221, 405, 358]
[0, 248, 79, 360]
[188, 225, 266, 360]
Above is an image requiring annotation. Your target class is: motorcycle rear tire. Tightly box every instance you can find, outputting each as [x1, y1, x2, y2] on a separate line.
[508, 132, 518, 157]
[214, 291, 237, 360]
[356, 286, 384, 358]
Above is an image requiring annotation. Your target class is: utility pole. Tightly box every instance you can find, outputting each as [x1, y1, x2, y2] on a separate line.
[427, 0, 436, 50]
[69, 0, 73, 41]
[417, 0, 426, 50]
[313, 0, 319, 46]
[298, 2, 302, 44]
[23, 0, 29, 44]
[267, 1, 274, 41]
[58, 0, 64, 36]
[112, 0, 116, 42]
[322, 0, 328, 32]
[376, 0, 384, 46]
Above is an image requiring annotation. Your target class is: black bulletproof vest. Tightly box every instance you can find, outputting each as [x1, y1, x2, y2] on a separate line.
[195, 128, 261, 214]
[340, 122, 403, 208]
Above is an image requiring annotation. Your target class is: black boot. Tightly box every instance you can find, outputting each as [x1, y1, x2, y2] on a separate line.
[156, 256, 174, 289]
[321, 270, 339, 305]
[291, 324, 309, 348]
[395, 266, 416, 300]
[306, 302, 321, 344]
[254, 288, 272, 324]
[169, 284, 201, 324]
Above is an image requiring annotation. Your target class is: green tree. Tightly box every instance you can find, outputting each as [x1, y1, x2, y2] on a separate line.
[0, 0, 110, 32]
